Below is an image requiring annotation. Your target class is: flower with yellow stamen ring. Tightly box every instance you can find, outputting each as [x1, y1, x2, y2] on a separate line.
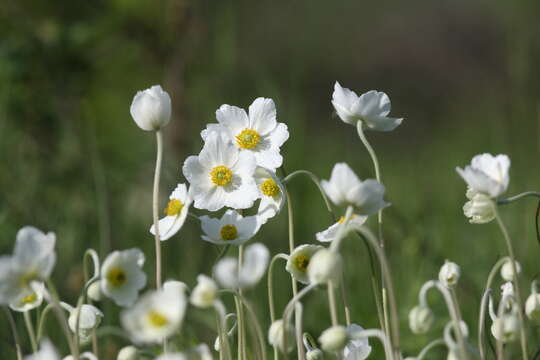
[253, 167, 285, 224]
[9, 282, 45, 313]
[183, 132, 258, 211]
[316, 213, 367, 243]
[200, 210, 260, 246]
[121, 280, 187, 344]
[101, 249, 146, 307]
[150, 183, 192, 241]
[286, 244, 323, 284]
[236, 128, 261, 149]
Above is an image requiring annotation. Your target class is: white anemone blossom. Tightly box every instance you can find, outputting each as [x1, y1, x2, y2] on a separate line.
[316, 214, 367, 243]
[214, 243, 269, 289]
[343, 324, 372, 360]
[0, 226, 56, 305]
[9, 282, 45, 312]
[456, 153, 510, 198]
[150, 183, 192, 241]
[200, 209, 260, 246]
[321, 163, 389, 214]
[24, 339, 60, 360]
[202, 97, 289, 170]
[130, 85, 171, 131]
[60, 303, 103, 344]
[121, 280, 187, 344]
[183, 132, 258, 211]
[286, 244, 324, 284]
[254, 167, 285, 224]
[332, 82, 403, 131]
[100, 248, 147, 307]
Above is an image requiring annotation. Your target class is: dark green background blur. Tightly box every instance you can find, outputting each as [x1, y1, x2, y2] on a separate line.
[2, 0, 540, 358]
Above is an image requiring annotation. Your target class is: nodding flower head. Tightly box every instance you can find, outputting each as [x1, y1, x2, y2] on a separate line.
[500, 259, 521, 282]
[409, 305, 434, 335]
[319, 325, 348, 352]
[307, 248, 343, 285]
[456, 153, 510, 198]
[268, 319, 296, 353]
[438, 260, 461, 288]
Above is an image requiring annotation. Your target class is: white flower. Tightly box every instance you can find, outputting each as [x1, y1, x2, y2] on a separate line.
[59, 303, 103, 343]
[183, 132, 258, 211]
[343, 324, 372, 360]
[130, 85, 171, 131]
[501, 260, 521, 281]
[321, 163, 389, 214]
[214, 243, 269, 289]
[526, 293, 540, 320]
[202, 97, 289, 170]
[438, 261, 461, 288]
[319, 325, 348, 352]
[101, 248, 147, 307]
[0, 226, 56, 305]
[491, 312, 519, 343]
[286, 244, 324, 284]
[316, 215, 367, 243]
[307, 248, 342, 284]
[200, 210, 260, 246]
[63, 353, 97, 360]
[409, 305, 434, 334]
[306, 349, 324, 360]
[9, 282, 45, 312]
[268, 319, 295, 353]
[150, 183, 192, 241]
[254, 167, 285, 224]
[121, 281, 187, 344]
[462, 189, 495, 224]
[87, 281, 102, 302]
[190, 274, 218, 308]
[117, 346, 138, 360]
[24, 339, 60, 360]
[332, 82, 403, 131]
[456, 153, 510, 198]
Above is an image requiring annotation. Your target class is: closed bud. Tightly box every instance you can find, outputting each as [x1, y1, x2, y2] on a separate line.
[439, 261, 460, 288]
[526, 293, 540, 320]
[319, 325, 348, 352]
[268, 319, 295, 353]
[306, 349, 324, 360]
[491, 312, 519, 343]
[87, 281, 102, 302]
[409, 305, 434, 334]
[130, 85, 171, 131]
[307, 249, 342, 284]
[117, 346, 138, 360]
[501, 260, 521, 282]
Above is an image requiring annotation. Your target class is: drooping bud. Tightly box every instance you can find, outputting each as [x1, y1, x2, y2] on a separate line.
[130, 85, 172, 131]
[268, 319, 295, 353]
[409, 305, 434, 334]
[438, 261, 461, 288]
[319, 325, 348, 352]
[491, 312, 519, 343]
[87, 281, 102, 302]
[526, 293, 540, 321]
[501, 260, 521, 282]
[307, 249, 342, 284]
[117, 346, 138, 360]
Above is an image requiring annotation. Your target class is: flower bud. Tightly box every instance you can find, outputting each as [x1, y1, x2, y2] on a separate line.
[438, 261, 460, 288]
[463, 191, 495, 224]
[67, 304, 103, 344]
[491, 312, 519, 343]
[307, 249, 342, 284]
[117, 346, 138, 360]
[501, 260, 521, 282]
[526, 293, 540, 320]
[306, 349, 324, 360]
[190, 275, 218, 308]
[268, 319, 295, 353]
[130, 85, 171, 131]
[87, 281, 102, 302]
[409, 305, 434, 334]
[319, 325, 348, 352]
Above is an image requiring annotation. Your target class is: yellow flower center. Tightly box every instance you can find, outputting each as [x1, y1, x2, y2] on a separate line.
[294, 254, 310, 273]
[210, 166, 233, 186]
[106, 268, 127, 287]
[21, 293, 37, 304]
[147, 310, 168, 327]
[236, 128, 261, 149]
[260, 178, 280, 197]
[220, 224, 238, 241]
[164, 199, 183, 216]
[338, 214, 357, 224]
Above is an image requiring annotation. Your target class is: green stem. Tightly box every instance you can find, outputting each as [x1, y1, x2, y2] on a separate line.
[36, 304, 54, 342]
[3, 307, 23, 360]
[497, 191, 540, 205]
[45, 279, 78, 359]
[237, 246, 246, 360]
[24, 310, 38, 352]
[327, 280, 339, 326]
[153, 130, 163, 289]
[416, 338, 446, 360]
[268, 254, 289, 323]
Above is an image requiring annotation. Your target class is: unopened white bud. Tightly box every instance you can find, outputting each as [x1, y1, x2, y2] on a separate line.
[87, 281, 102, 302]
[319, 325, 348, 352]
[439, 261, 461, 288]
[409, 305, 434, 334]
[501, 260, 521, 282]
[268, 319, 295, 353]
[307, 249, 342, 284]
[130, 85, 171, 131]
[306, 349, 324, 360]
[491, 313, 519, 343]
[526, 293, 540, 320]
[190, 275, 218, 308]
[117, 346, 138, 360]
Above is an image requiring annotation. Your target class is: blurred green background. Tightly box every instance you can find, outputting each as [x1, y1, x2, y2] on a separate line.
[2, 0, 540, 358]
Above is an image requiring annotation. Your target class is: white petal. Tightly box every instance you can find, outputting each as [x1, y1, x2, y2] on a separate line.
[200, 215, 224, 243]
[347, 180, 390, 215]
[238, 243, 269, 287]
[249, 98, 277, 135]
[199, 132, 239, 168]
[362, 115, 403, 132]
[332, 82, 359, 124]
[214, 258, 240, 289]
[216, 104, 249, 139]
[201, 123, 228, 141]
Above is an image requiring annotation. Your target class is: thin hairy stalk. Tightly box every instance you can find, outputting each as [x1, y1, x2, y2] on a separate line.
[416, 338, 446, 360]
[36, 304, 54, 342]
[450, 288, 465, 338]
[153, 130, 164, 289]
[215, 300, 233, 360]
[268, 253, 289, 323]
[3, 307, 23, 360]
[478, 289, 492, 360]
[281, 170, 335, 221]
[237, 245, 246, 360]
[24, 310, 38, 352]
[78, 249, 100, 356]
[327, 280, 339, 326]
[351, 329, 394, 360]
[233, 291, 244, 360]
[294, 303, 306, 360]
[492, 204, 529, 358]
[419, 281, 468, 360]
[495, 295, 515, 360]
[339, 273, 351, 326]
[45, 280, 78, 359]
[497, 191, 540, 205]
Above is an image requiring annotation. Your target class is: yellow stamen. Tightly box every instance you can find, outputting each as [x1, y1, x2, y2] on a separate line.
[338, 214, 357, 224]
[164, 198, 183, 216]
[294, 254, 310, 273]
[210, 166, 233, 186]
[106, 268, 127, 287]
[21, 293, 37, 304]
[236, 128, 261, 149]
[147, 310, 168, 327]
[260, 178, 280, 197]
[220, 224, 238, 241]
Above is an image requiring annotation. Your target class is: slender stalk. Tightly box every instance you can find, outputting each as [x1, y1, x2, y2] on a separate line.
[492, 204, 529, 359]
[153, 130, 164, 289]
[478, 290, 492, 360]
[495, 295, 515, 360]
[3, 307, 23, 360]
[416, 338, 446, 360]
[268, 254, 289, 323]
[215, 300, 233, 360]
[237, 245, 246, 360]
[327, 280, 339, 326]
[339, 273, 351, 326]
[497, 191, 540, 205]
[294, 303, 306, 360]
[24, 310, 38, 352]
[36, 304, 54, 342]
[45, 280, 78, 359]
